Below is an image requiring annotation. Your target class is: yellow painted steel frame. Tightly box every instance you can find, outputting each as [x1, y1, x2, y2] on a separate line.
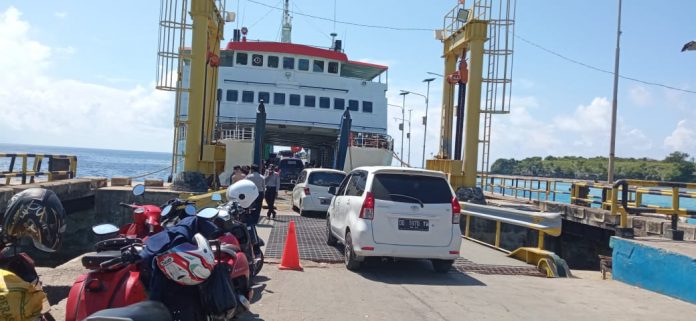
[180, 189, 226, 210]
[184, 0, 226, 175]
[431, 18, 488, 189]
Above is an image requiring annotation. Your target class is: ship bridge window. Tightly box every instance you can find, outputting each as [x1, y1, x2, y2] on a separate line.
[328, 61, 339, 74]
[334, 98, 345, 110]
[226, 90, 238, 102]
[268, 56, 279, 68]
[289, 94, 301, 106]
[298, 59, 310, 71]
[313, 60, 324, 72]
[348, 99, 359, 111]
[258, 91, 270, 103]
[283, 57, 295, 70]
[220, 52, 234, 67]
[236, 52, 248, 65]
[242, 90, 254, 103]
[274, 93, 286, 105]
[252, 54, 264, 66]
[319, 97, 330, 109]
[304, 95, 316, 107]
[363, 101, 373, 113]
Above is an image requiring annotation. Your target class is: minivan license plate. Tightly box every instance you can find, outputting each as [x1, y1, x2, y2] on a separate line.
[398, 218, 429, 231]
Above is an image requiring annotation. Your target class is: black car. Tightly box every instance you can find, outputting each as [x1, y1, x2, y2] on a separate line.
[278, 158, 304, 190]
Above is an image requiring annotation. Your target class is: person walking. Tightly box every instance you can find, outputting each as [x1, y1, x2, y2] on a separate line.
[244, 164, 265, 226]
[264, 165, 280, 219]
[230, 165, 246, 185]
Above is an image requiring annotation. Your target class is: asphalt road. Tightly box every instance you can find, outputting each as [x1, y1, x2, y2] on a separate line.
[40, 191, 696, 321]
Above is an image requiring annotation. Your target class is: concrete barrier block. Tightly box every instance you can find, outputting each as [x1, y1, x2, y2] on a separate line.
[145, 179, 164, 187]
[570, 207, 585, 219]
[111, 177, 131, 186]
[646, 218, 666, 235]
[68, 179, 95, 200]
[662, 223, 696, 241]
[630, 217, 649, 237]
[83, 176, 108, 189]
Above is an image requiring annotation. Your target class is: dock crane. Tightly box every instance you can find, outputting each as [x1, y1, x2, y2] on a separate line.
[428, 0, 515, 193]
[156, 0, 229, 191]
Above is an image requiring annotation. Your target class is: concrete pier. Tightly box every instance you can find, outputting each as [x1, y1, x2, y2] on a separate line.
[611, 237, 696, 304]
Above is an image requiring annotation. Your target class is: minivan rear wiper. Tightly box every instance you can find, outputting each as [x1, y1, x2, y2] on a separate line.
[388, 194, 424, 208]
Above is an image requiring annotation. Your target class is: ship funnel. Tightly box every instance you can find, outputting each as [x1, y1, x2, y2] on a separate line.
[233, 29, 241, 42]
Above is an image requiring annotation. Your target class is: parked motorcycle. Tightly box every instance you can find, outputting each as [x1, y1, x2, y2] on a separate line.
[0, 188, 66, 321]
[90, 185, 196, 240]
[67, 210, 251, 320]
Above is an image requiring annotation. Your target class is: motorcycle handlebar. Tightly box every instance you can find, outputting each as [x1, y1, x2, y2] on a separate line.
[119, 202, 134, 208]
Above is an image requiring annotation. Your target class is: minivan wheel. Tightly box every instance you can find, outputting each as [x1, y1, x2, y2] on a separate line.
[326, 215, 338, 246]
[344, 231, 362, 271]
[431, 259, 454, 273]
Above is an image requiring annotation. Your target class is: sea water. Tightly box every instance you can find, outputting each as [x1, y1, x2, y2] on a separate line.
[0, 143, 172, 181]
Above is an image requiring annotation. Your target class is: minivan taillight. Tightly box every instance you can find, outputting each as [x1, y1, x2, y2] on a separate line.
[359, 192, 375, 220]
[303, 187, 311, 195]
[451, 197, 461, 224]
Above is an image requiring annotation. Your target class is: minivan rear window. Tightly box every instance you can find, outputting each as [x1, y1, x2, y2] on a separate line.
[371, 174, 452, 204]
[308, 172, 346, 187]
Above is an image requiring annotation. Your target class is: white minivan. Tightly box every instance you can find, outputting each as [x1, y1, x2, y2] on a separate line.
[326, 166, 462, 272]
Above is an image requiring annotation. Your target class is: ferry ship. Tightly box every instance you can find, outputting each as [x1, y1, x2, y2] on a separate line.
[176, 0, 393, 177]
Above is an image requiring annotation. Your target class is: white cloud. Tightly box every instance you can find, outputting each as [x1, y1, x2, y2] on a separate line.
[54, 11, 67, 19]
[0, 7, 173, 152]
[664, 120, 696, 153]
[628, 85, 652, 107]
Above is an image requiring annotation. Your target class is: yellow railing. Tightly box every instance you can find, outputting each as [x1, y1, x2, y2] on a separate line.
[481, 174, 696, 232]
[478, 174, 574, 203]
[0, 153, 77, 185]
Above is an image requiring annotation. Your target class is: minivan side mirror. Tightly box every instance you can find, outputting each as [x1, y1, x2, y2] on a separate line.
[328, 186, 337, 195]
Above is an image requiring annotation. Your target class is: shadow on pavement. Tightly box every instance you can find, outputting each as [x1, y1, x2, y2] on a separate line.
[356, 259, 486, 286]
[44, 285, 72, 305]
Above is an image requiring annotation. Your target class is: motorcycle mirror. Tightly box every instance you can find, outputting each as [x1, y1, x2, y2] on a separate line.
[196, 208, 219, 219]
[211, 193, 222, 202]
[185, 204, 197, 215]
[92, 224, 119, 236]
[132, 184, 146, 196]
[161, 205, 172, 217]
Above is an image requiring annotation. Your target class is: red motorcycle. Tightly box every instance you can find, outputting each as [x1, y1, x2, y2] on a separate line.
[91, 185, 198, 240]
[66, 210, 252, 321]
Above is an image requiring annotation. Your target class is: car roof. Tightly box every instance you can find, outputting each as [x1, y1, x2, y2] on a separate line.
[304, 168, 346, 174]
[351, 166, 447, 178]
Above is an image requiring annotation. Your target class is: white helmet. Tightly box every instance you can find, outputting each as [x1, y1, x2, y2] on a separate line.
[226, 180, 258, 208]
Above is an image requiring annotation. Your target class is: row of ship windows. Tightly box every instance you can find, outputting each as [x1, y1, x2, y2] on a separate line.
[225, 52, 340, 74]
[224, 89, 373, 113]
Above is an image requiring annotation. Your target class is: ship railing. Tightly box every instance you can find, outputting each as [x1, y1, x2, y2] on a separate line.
[218, 128, 255, 141]
[0, 153, 77, 185]
[479, 174, 696, 233]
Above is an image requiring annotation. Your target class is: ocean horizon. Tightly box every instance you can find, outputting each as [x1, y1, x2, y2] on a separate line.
[0, 143, 172, 181]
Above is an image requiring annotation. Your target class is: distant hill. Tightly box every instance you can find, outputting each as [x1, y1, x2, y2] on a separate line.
[490, 151, 696, 182]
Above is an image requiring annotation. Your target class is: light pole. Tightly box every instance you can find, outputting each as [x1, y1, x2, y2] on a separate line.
[407, 109, 412, 165]
[608, 0, 622, 183]
[399, 91, 409, 166]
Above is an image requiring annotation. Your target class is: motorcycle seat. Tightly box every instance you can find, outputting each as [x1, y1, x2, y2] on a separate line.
[81, 251, 121, 270]
[85, 300, 171, 321]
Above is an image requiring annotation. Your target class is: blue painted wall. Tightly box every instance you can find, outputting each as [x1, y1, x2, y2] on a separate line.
[610, 237, 696, 304]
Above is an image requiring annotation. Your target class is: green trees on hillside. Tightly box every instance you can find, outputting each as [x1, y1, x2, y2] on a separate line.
[490, 152, 696, 182]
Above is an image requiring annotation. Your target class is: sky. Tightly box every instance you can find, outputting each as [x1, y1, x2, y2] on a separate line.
[0, 0, 695, 168]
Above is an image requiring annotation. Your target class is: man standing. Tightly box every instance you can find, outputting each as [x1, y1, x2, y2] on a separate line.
[230, 165, 246, 184]
[245, 164, 265, 225]
[264, 165, 280, 219]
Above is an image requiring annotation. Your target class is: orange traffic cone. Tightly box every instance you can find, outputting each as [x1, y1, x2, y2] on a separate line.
[279, 220, 303, 271]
